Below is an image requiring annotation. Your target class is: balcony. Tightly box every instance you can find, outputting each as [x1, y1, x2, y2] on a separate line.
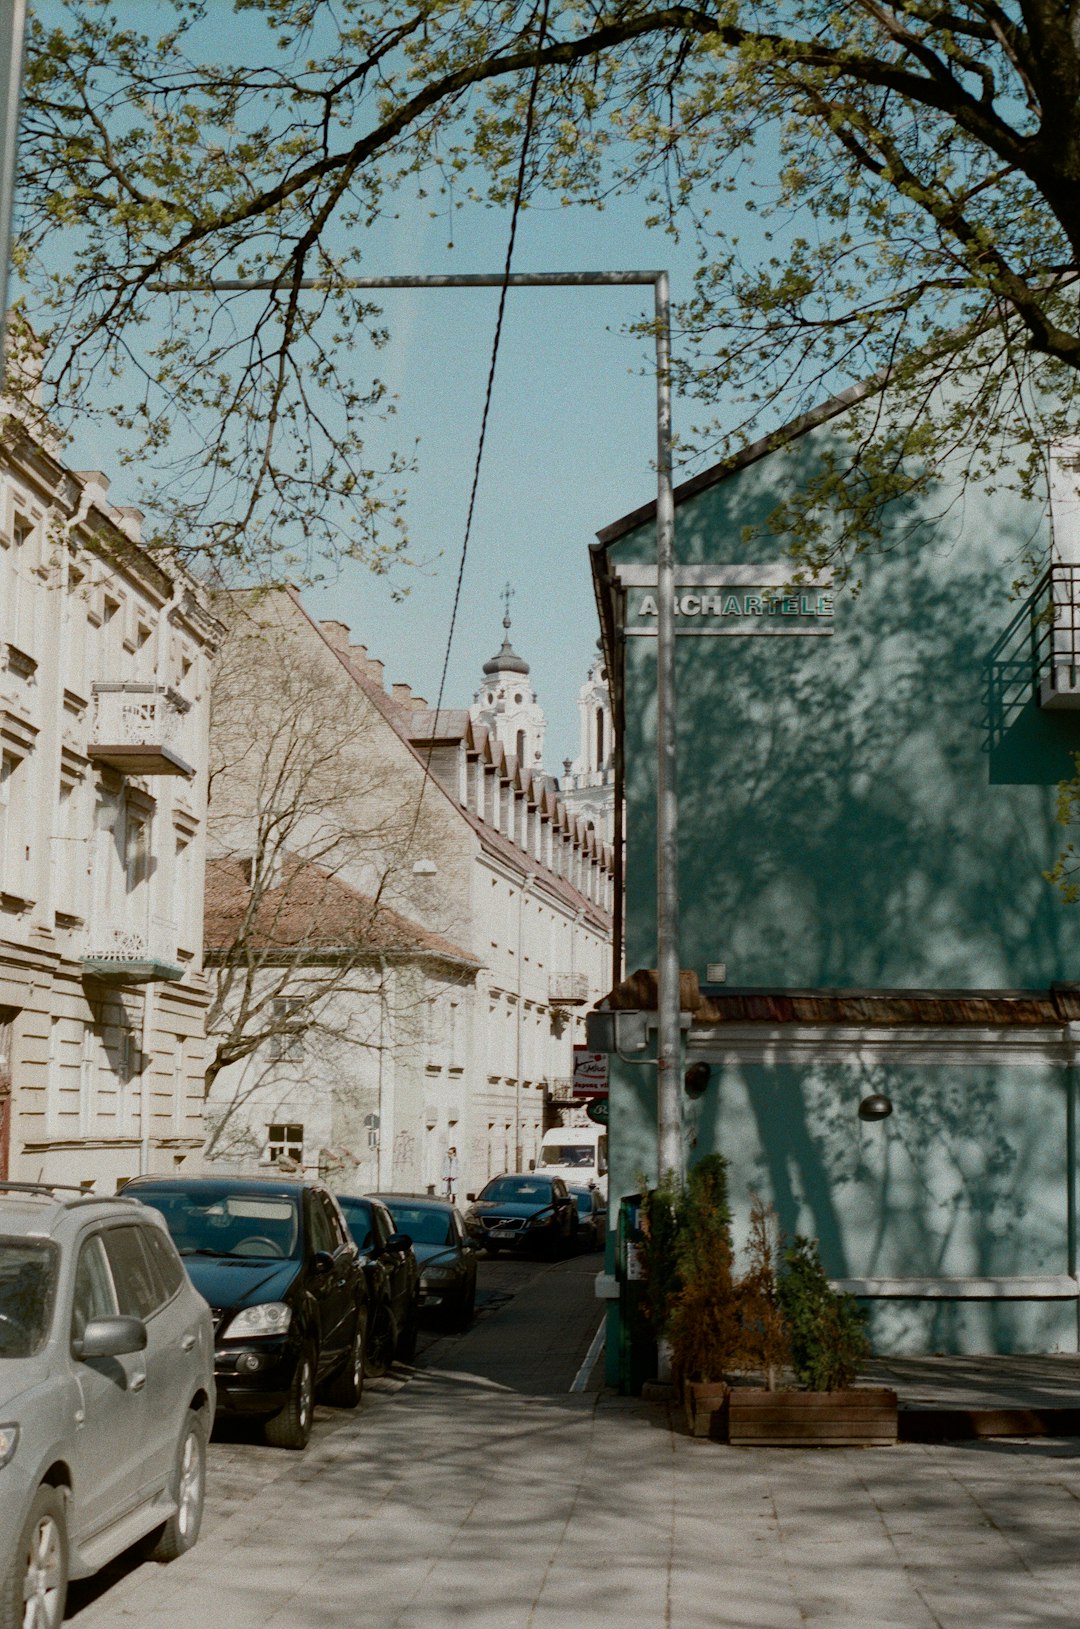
[81, 924, 183, 984]
[548, 1078, 575, 1103]
[88, 683, 195, 777]
[1034, 565, 1080, 709]
[549, 972, 589, 1005]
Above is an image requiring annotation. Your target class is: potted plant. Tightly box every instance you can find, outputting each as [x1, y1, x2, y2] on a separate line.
[640, 1165, 897, 1446]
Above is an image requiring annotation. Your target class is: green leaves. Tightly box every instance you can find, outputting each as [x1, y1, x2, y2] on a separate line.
[17, 1, 1080, 580]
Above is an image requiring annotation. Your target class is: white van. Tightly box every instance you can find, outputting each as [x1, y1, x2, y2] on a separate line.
[537, 1124, 608, 1199]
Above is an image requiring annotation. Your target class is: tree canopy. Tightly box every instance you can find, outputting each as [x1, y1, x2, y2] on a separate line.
[17, 0, 1080, 578]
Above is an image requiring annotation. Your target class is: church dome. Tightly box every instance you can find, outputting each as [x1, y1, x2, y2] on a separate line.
[482, 617, 530, 677]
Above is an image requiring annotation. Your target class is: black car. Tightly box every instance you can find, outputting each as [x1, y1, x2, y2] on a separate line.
[335, 1194, 419, 1375]
[463, 1174, 577, 1257]
[128, 1176, 367, 1450]
[378, 1194, 478, 1329]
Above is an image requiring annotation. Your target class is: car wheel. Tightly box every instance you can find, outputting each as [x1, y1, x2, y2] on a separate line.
[396, 1302, 419, 1363]
[1, 1484, 68, 1629]
[363, 1303, 395, 1379]
[264, 1345, 315, 1450]
[147, 1410, 207, 1561]
[324, 1312, 366, 1408]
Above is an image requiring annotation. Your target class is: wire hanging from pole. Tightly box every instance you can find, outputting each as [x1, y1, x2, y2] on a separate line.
[406, 0, 551, 850]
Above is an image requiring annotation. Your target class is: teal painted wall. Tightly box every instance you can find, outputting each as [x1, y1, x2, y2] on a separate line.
[616, 437, 1080, 985]
[603, 417, 1080, 1362]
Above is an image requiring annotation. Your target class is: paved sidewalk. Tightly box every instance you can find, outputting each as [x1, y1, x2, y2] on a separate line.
[69, 1263, 1080, 1629]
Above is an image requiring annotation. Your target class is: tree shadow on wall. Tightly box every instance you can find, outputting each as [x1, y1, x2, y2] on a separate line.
[620, 435, 1080, 1287]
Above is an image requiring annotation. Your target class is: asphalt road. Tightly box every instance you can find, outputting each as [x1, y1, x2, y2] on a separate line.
[67, 1245, 607, 1623]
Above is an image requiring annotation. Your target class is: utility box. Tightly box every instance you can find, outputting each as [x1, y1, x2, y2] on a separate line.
[616, 1192, 656, 1395]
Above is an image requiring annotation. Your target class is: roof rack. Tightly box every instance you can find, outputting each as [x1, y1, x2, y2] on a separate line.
[0, 1180, 142, 1211]
[0, 1180, 87, 1197]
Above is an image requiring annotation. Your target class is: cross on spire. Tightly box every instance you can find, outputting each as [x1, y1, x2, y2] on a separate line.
[501, 581, 514, 630]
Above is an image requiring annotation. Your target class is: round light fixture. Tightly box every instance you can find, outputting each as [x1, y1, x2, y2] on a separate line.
[858, 1093, 893, 1122]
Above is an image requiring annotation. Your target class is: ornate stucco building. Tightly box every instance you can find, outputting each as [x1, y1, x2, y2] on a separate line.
[0, 430, 219, 1189]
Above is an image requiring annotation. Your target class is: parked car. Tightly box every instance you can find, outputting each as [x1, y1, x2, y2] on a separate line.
[567, 1183, 607, 1252]
[377, 1195, 477, 1330]
[128, 1175, 366, 1450]
[0, 1180, 215, 1629]
[463, 1174, 577, 1257]
[334, 1195, 419, 1376]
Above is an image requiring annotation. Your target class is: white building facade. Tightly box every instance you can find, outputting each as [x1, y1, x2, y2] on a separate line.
[0, 428, 219, 1190]
[559, 642, 616, 844]
[205, 589, 613, 1202]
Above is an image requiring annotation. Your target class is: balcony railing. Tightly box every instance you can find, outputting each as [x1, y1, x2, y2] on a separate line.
[1033, 565, 1080, 709]
[549, 972, 589, 1005]
[88, 683, 195, 777]
[548, 1078, 575, 1103]
[81, 923, 183, 984]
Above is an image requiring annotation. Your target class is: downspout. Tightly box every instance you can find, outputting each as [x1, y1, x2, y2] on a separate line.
[139, 981, 155, 1175]
[1068, 1022, 1079, 1346]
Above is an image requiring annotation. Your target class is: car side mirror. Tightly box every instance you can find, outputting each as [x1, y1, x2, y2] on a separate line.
[312, 1250, 335, 1275]
[73, 1315, 147, 1361]
[384, 1232, 412, 1253]
[466, 1193, 476, 1203]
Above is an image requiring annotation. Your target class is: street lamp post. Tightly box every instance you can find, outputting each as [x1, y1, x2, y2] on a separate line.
[155, 267, 684, 1187]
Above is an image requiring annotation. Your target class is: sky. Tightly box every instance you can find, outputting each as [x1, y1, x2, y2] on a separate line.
[19, 2, 771, 771]
[300, 194, 705, 771]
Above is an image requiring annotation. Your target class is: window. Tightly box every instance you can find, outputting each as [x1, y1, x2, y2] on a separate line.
[141, 1223, 186, 1300]
[102, 1225, 163, 1319]
[0, 753, 15, 871]
[364, 1112, 380, 1150]
[307, 1191, 336, 1254]
[71, 1235, 118, 1343]
[267, 1122, 303, 1165]
[124, 809, 150, 894]
[269, 998, 304, 1061]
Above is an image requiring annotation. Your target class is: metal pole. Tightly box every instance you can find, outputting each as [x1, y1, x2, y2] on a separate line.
[653, 272, 683, 1186]
[0, 0, 26, 385]
[151, 265, 681, 1185]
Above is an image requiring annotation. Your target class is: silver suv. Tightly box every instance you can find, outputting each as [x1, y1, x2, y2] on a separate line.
[0, 1182, 215, 1628]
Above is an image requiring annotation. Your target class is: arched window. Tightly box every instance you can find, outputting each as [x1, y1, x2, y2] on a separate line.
[516, 728, 526, 763]
[595, 708, 605, 769]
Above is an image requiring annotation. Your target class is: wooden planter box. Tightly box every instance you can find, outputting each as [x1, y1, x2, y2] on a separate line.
[727, 1387, 897, 1447]
[685, 1380, 730, 1438]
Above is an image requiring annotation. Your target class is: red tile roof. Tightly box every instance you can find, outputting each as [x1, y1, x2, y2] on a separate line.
[204, 855, 479, 968]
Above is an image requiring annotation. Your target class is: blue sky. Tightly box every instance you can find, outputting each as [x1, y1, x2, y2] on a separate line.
[21, 3, 771, 770]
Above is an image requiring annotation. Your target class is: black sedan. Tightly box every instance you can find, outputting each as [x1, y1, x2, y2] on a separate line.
[129, 1175, 367, 1450]
[335, 1194, 419, 1375]
[379, 1194, 478, 1329]
[463, 1174, 577, 1257]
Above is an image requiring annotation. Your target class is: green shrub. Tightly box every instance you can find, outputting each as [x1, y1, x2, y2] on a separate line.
[776, 1236, 869, 1391]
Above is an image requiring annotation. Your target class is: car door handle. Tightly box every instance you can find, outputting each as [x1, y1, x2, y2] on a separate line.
[180, 1333, 196, 1351]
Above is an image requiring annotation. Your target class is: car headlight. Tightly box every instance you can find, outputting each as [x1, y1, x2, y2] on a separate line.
[421, 1265, 457, 1285]
[0, 1424, 18, 1468]
[223, 1302, 292, 1339]
[527, 1211, 553, 1228]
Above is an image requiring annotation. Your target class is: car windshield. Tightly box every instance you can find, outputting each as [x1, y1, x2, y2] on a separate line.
[540, 1145, 595, 1168]
[572, 1191, 595, 1216]
[137, 1190, 301, 1260]
[385, 1206, 453, 1246]
[0, 1238, 58, 1358]
[479, 1178, 553, 1205]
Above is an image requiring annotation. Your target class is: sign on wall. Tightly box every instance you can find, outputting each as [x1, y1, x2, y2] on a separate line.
[616, 563, 834, 637]
[572, 1046, 609, 1098]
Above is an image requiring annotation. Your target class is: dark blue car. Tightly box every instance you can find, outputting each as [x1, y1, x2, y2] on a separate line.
[128, 1176, 367, 1450]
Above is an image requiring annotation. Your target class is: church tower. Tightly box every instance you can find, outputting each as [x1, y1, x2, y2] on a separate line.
[559, 641, 615, 843]
[470, 589, 548, 775]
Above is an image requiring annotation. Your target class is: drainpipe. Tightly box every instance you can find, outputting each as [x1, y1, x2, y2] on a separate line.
[515, 873, 534, 1172]
[139, 981, 155, 1175]
[1068, 1023, 1079, 1346]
